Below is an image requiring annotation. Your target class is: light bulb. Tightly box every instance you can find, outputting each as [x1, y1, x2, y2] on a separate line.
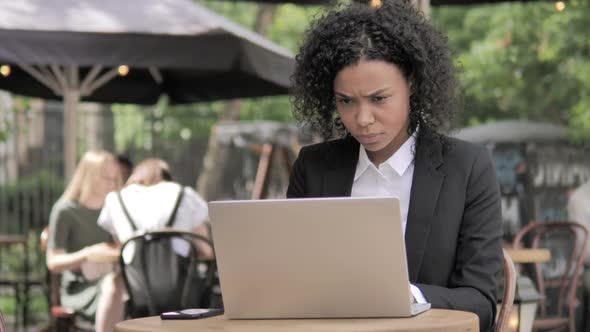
[118, 65, 130, 76]
[0, 65, 11, 77]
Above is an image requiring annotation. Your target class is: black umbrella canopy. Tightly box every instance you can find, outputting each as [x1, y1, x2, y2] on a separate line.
[0, 0, 294, 104]
[225, 0, 557, 5]
[0, 0, 295, 179]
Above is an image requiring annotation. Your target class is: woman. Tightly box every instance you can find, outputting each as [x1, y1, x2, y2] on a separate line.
[98, 158, 213, 259]
[287, 1, 503, 331]
[46, 150, 124, 332]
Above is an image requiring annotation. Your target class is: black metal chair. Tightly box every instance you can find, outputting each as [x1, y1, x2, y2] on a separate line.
[119, 230, 216, 318]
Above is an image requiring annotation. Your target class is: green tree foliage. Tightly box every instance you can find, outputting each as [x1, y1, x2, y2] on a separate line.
[432, 1, 590, 138]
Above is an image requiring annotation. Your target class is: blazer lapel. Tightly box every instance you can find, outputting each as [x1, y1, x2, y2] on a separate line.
[405, 139, 445, 282]
[322, 137, 359, 197]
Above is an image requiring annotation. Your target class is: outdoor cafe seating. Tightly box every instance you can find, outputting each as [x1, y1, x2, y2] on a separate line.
[0, 309, 6, 332]
[496, 249, 517, 332]
[512, 220, 589, 332]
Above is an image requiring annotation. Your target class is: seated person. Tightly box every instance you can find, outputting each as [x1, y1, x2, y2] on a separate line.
[46, 150, 124, 332]
[286, 1, 503, 331]
[98, 158, 213, 259]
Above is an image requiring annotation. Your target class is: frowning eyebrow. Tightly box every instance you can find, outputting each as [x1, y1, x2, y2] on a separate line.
[334, 88, 390, 98]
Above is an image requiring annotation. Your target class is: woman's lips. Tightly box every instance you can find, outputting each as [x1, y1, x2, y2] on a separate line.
[356, 133, 382, 145]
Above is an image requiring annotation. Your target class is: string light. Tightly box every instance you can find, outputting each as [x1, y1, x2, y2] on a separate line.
[370, 0, 382, 8]
[555, 1, 565, 12]
[0, 65, 11, 77]
[118, 65, 129, 76]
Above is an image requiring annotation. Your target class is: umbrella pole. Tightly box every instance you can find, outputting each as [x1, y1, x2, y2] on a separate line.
[63, 89, 79, 182]
[63, 66, 80, 181]
[18, 64, 121, 181]
[410, 0, 430, 16]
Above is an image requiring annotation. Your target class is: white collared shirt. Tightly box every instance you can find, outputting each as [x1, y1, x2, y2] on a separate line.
[350, 134, 427, 304]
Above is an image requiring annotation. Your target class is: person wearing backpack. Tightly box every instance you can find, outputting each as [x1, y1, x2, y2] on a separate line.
[97, 158, 213, 259]
[96, 158, 214, 318]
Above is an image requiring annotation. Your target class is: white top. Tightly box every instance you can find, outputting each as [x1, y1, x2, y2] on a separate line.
[568, 180, 590, 264]
[351, 135, 415, 235]
[98, 182, 209, 259]
[350, 135, 427, 304]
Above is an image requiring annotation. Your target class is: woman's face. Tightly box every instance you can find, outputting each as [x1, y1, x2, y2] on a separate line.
[333, 59, 411, 165]
[94, 160, 120, 199]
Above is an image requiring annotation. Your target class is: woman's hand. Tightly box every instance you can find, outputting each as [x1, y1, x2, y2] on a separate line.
[83, 242, 120, 261]
[46, 242, 121, 273]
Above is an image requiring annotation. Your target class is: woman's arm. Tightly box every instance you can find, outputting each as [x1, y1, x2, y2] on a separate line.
[182, 187, 214, 260]
[46, 242, 118, 273]
[417, 146, 503, 332]
[191, 223, 214, 260]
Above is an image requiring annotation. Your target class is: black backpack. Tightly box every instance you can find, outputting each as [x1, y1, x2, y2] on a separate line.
[117, 187, 208, 317]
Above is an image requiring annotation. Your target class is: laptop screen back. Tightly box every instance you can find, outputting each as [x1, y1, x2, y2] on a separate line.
[209, 197, 414, 318]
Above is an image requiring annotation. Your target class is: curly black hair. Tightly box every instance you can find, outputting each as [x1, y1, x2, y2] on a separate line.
[291, 0, 461, 153]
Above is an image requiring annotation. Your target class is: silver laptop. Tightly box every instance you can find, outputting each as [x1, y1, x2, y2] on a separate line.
[209, 197, 431, 319]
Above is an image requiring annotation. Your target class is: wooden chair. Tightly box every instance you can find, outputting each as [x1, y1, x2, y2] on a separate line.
[513, 221, 589, 332]
[40, 227, 74, 331]
[496, 248, 517, 332]
[0, 309, 6, 332]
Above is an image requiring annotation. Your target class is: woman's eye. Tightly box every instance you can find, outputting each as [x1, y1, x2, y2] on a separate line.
[371, 96, 387, 103]
[337, 98, 352, 104]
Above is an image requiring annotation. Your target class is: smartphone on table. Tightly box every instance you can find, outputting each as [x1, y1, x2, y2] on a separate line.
[160, 308, 224, 320]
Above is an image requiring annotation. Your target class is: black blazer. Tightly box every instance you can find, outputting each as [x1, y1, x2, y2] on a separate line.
[287, 135, 503, 332]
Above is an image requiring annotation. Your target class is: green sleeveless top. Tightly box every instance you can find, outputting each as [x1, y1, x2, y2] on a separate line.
[48, 199, 113, 321]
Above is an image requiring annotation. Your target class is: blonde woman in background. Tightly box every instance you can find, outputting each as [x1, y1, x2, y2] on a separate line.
[98, 158, 213, 259]
[46, 150, 125, 332]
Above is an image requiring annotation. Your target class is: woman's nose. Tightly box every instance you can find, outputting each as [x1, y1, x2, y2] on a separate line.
[356, 103, 375, 127]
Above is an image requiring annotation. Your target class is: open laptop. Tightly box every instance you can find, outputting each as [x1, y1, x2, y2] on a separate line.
[208, 197, 431, 319]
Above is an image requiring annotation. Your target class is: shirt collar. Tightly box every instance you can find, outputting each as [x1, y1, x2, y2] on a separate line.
[354, 134, 416, 180]
[354, 147, 372, 181]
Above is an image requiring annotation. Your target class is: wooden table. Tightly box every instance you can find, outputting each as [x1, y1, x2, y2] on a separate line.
[115, 309, 479, 332]
[504, 248, 551, 263]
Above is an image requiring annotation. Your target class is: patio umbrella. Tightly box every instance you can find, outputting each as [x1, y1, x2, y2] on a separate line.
[0, 0, 294, 179]
[224, 0, 556, 5]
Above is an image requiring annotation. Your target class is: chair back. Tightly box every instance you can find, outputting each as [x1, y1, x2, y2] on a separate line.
[0, 309, 6, 332]
[40, 226, 61, 308]
[512, 221, 589, 320]
[496, 249, 517, 332]
[119, 230, 214, 318]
